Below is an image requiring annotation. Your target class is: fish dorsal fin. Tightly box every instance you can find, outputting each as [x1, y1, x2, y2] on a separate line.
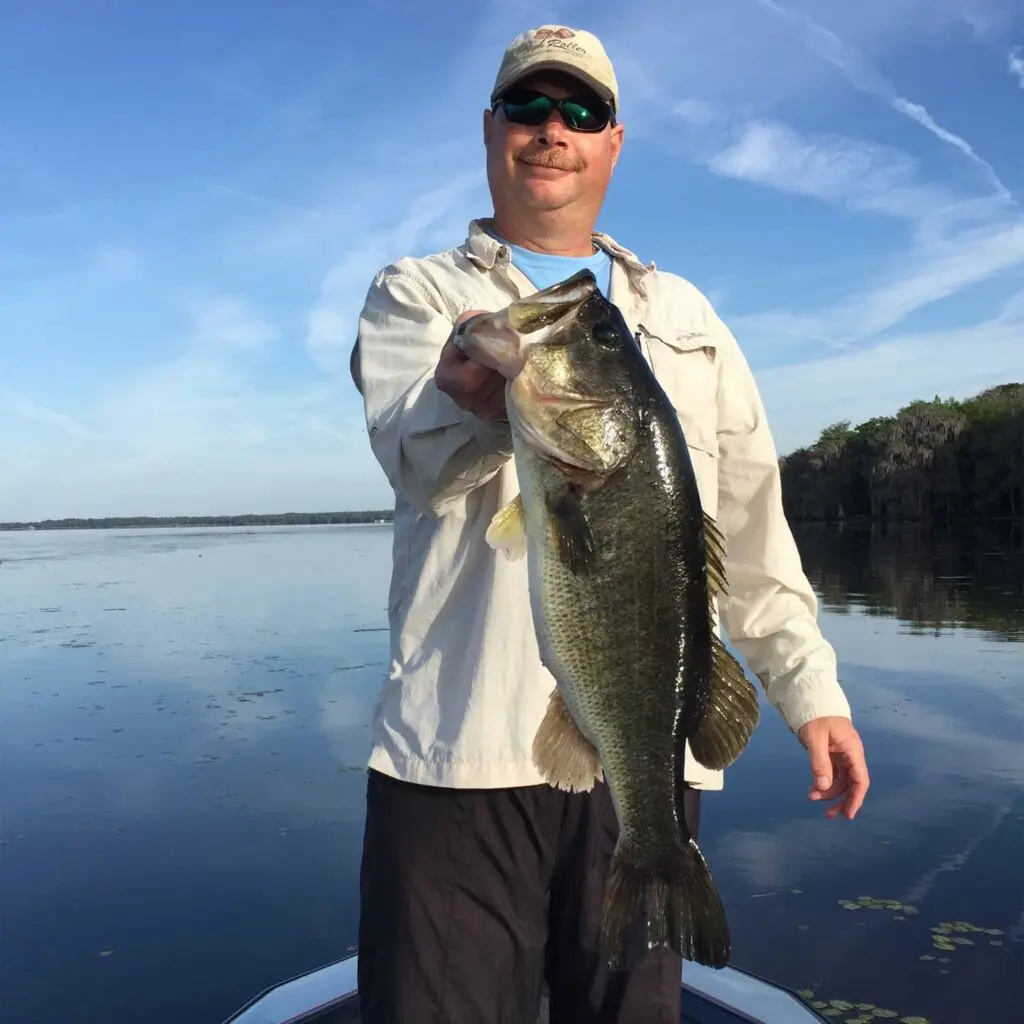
[485, 493, 528, 561]
[703, 510, 727, 598]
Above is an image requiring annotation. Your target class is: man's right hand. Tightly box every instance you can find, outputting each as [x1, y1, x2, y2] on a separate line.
[434, 310, 508, 421]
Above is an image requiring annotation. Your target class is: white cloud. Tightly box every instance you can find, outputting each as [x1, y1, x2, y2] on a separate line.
[304, 170, 486, 375]
[732, 217, 1024, 356]
[0, 389, 91, 439]
[753, 299, 1024, 454]
[752, 0, 1012, 199]
[89, 245, 145, 281]
[1010, 46, 1024, 87]
[190, 295, 279, 350]
[3, 0, 1023, 519]
[706, 120, 951, 220]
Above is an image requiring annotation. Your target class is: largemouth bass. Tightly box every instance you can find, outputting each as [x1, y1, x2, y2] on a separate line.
[454, 269, 760, 971]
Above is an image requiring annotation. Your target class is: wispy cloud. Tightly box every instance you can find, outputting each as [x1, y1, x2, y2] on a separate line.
[1010, 46, 1024, 88]
[304, 170, 486, 375]
[752, 293, 1024, 453]
[753, 0, 1013, 200]
[727, 216, 1024, 381]
[190, 295, 280, 350]
[0, 389, 91, 439]
[706, 120, 952, 221]
[3, 0, 1022, 518]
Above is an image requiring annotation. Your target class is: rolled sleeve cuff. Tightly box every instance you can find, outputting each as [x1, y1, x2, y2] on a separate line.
[772, 673, 853, 734]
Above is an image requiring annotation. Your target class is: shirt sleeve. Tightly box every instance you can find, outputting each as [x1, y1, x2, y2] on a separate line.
[355, 263, 514, 517]
[708, 306, 853, 734]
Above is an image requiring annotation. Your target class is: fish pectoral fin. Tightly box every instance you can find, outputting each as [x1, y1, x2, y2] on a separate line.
[485, 494, 528, 561]
[702, 510, 728, 597]
[545, 487, 596, 574]
[532, 688, 603, 793]
[688, 636, 761, 772]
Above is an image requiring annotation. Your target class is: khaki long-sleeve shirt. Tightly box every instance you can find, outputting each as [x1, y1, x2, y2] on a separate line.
[353, 219, 852, 791]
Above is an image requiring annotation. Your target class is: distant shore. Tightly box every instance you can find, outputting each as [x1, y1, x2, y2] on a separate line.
[0, 512, 394, 532]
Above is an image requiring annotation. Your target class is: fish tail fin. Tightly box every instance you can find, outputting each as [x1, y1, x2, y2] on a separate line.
[601, 836, 731, 971]
[532, 689, 604, 792]
[687, 510, 761, 772]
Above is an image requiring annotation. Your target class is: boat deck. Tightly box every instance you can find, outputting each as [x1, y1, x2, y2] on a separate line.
[283, 993, 785, 1023]
[224, 953, 829, 1024]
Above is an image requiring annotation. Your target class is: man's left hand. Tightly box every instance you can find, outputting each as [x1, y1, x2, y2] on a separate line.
[798, 716, 870, 821]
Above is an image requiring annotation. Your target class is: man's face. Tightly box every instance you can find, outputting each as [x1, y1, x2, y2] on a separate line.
[483, 70, 624, 218]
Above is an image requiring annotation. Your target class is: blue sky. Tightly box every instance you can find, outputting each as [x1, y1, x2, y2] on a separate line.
[2, 0, 1023, 521]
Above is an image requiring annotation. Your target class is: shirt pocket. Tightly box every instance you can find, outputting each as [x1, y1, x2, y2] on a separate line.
[635, 320, 720, 513]
[636, 321, 719, 454]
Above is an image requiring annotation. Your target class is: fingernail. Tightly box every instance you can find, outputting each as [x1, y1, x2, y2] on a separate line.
[816, 776, 829, 789]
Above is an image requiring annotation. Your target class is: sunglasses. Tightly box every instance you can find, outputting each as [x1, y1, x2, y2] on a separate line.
[494, 88, 614, 133]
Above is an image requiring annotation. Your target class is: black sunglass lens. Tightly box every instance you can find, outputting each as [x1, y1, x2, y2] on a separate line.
[501, 91, 552, 124]
[498, 90, 609, 131]
[561, 100, 605, 130]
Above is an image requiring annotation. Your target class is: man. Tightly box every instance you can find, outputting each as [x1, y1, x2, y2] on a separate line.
[351, 23, 870, 1024]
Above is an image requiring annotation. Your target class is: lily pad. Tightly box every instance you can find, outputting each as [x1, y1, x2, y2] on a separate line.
[871, 1011, 898, 1019]
[830, 1000, 856, 1011]
[798, 989, 815, 1000]
[899, 1018, 930, 1024]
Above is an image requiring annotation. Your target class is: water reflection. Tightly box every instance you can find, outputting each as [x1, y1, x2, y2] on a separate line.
[0, 523, 1020, 1024]
[795, 520, 1023, 640]
[706, 522, 1024, 1024]
[0, 525, 392, 1024]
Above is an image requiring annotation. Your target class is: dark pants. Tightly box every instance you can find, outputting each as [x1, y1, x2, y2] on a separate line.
[356, 768, 701, 1024]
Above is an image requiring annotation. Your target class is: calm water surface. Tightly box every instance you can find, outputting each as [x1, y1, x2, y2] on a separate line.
[1, 522, 1021, 1023]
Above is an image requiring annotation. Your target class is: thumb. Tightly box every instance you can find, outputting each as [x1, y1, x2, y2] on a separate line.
[805, 727, 833, 791]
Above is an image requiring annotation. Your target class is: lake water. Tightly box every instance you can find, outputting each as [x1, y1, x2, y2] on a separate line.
[1, 522, 1021, 1024]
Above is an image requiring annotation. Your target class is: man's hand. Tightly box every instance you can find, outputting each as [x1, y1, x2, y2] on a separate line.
[798, 716, 869, 821]
[434, 310, 508, 421]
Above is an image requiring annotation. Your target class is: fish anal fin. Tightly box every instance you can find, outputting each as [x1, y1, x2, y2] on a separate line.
[545, 486, 596, 574]
[688, 636, 761, 772]
[532, 688, 603, 792]
[485, 494, 527, 561]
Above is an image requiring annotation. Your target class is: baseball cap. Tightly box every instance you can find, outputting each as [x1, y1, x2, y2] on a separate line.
[490, 25, 620, 113]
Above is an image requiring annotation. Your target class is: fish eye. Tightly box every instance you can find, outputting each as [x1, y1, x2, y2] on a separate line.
[592, 321, 619, 348]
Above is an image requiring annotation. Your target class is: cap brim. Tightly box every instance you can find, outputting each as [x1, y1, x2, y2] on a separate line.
[491, 61, 615, 109]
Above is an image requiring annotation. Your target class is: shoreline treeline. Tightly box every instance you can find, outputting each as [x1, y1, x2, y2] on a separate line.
[779, 383, 1023, 522]
[0, 511, 394, 532]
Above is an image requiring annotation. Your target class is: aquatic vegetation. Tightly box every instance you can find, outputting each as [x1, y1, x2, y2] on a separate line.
[796, 989, 928, 1023]
[796, 902, 1010, 1021]
[838, 895, 918, 918]
[929, 920, 1003, 953]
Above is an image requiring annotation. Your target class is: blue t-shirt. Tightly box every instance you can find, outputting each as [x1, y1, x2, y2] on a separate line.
[490, 232, 613, 298]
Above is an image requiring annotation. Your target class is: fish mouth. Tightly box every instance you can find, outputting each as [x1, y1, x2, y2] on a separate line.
[453, 270, 598, 379]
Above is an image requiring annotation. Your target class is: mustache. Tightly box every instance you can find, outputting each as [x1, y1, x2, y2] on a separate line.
[518, 149, 585, 172]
